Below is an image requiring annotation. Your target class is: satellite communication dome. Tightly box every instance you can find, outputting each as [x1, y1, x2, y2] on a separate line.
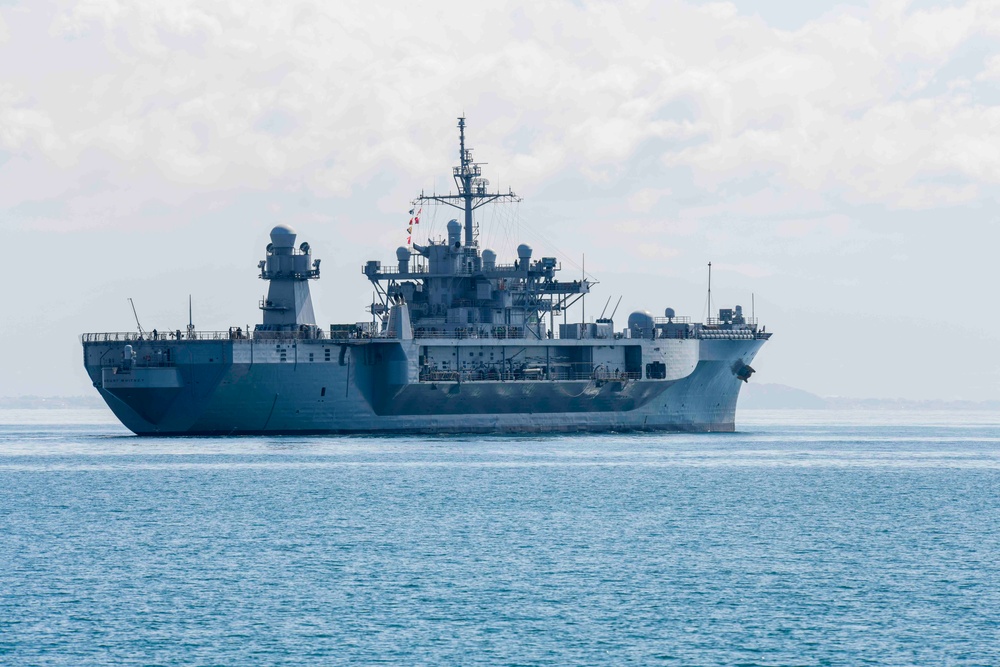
[482, 249, 497, 270]
[396, 247, 411, 261]
[516, 244, 533, 261]
[628, 310, 654, 330]
[447, 219, 462, 245]
[665, 308, 676, 319]
[270, 224, 297, 248]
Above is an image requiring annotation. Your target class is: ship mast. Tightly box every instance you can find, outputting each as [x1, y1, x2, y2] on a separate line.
[363, 117, 590, 339]
[415, 117, 520, 247]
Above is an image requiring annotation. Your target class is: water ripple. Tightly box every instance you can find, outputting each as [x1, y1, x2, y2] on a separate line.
[1, 409, 998, 665]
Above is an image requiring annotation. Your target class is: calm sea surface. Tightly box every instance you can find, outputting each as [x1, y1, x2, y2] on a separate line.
[1, 409, 998, 666]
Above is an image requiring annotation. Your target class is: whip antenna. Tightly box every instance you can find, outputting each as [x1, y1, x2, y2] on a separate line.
[609, 295, 623, 321]
[128, 298, 144, 335]
[599, 296, 612, 320]
[706, 262, 713, 321]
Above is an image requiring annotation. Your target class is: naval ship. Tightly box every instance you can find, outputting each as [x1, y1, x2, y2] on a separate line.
[81, 118, 771, 435]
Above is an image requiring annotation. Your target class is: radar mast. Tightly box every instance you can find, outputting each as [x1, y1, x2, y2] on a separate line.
[415, 117, 521, 246]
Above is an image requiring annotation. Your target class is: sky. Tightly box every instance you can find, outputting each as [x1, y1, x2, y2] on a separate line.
[1, 0, 999, 400]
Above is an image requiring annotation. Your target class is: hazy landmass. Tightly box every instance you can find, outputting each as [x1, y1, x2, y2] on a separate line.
[739, 384, 828, 409]
[740, 384, 1000, 411]
[0, 395, 106, 409]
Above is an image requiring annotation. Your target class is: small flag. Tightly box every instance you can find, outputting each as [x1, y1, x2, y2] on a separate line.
[407, 226, 412, 234]
[414, 216, 420, 224]
[409, 208, 415, 215]
[409, 217, 414, 225]
[407, 236, 411, 244]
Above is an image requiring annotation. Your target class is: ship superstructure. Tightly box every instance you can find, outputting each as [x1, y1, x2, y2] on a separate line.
[81, 118, 771, 435]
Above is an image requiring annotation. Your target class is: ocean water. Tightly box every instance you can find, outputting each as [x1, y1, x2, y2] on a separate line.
[1, 409, 998, 666]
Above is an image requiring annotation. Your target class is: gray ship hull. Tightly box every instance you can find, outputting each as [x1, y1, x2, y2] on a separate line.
[82, 336, 765, 435]
[81, 121, 771, 437]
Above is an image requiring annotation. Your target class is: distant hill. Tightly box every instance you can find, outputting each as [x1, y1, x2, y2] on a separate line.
[739, 383, 828, 409]
[740, 383, 1000, 411]
[823, 396, 1000, 411]
[0, 395, 105, 409]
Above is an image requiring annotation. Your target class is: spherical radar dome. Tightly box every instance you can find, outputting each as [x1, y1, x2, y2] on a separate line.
[628, 310, 654, 330]
[270, 224, 298, 248]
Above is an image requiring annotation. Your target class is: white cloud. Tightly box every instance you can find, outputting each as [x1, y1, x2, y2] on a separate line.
[628, 187, 671, 213]
[2, 0, 996, 229]
[975, 54, 1000, 81]
[656, 0, 1000, 211]
[712, 261, 775, 279]
[635, 242, 681, 260]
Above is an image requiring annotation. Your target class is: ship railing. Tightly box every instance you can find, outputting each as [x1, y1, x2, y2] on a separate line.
[100, 359, 176, 368]
[628, 329, 694, 340]
[653, 316, 692, 324]
[590, 369, 642, 381]
[363, 263, 563, 278]
[418, 360, 642, 383]
[704, 317, 758, 326]
[412, 327, 529, 340]
[363, 265, 429, 276]
[82, 330, 330, 343]
[418, 368, 643, 383]
[654, 329, 695, 340]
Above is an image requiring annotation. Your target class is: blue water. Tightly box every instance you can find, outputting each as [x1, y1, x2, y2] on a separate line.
[1, 409, 998, 666]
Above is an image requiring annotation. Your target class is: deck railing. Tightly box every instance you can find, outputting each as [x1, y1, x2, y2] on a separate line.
[704, 317, 758, 326]
[81, 330, 329, 343]
[82, 327, 771, 344]
[413, 326, 531, 340]
[418, 368, 642, 383]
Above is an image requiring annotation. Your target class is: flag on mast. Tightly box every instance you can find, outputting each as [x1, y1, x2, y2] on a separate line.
[406, 206, 422, 245]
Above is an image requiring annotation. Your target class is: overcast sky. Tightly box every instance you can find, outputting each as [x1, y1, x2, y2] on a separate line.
[2, 0, 999, 400]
